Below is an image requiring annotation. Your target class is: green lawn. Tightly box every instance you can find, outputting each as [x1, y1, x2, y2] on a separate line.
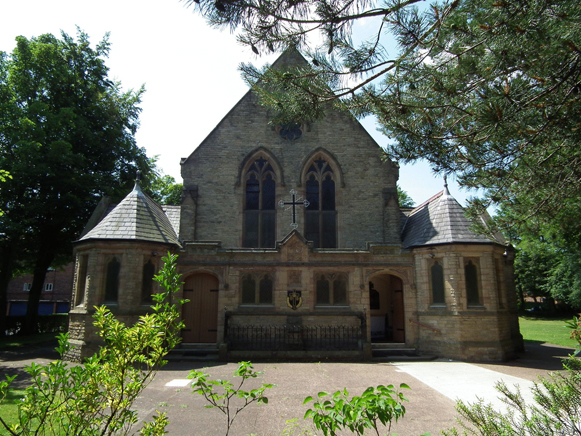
[0, 389, 26, 434]
[519, 316, 578, 348]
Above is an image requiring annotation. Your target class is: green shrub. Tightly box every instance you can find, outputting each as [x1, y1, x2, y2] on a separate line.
[302, 384, 415, 436]
[0, 253, 185, 436]
[189, 361, 275, 436]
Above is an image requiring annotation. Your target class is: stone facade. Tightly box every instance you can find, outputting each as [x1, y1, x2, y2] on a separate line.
[68, 48, 523, 362]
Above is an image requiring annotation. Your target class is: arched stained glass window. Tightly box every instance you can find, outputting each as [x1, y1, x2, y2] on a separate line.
[244, 157, 276, 248]
[305, 158, 337, 248]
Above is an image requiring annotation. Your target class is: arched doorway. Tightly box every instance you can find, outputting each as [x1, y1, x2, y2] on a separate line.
[369, 274, 405, 343]
[182, 273, 219, 343]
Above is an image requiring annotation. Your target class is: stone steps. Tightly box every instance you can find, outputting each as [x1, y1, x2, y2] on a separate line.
[166, 343, 219, 361]
[371, 343, 437, 362]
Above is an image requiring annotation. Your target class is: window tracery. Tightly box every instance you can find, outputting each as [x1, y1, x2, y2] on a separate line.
[315, 273, 348, 306]
[305, 157, 337, 248]
[241, 273, 274, 305]
[243, 156, 276, 248]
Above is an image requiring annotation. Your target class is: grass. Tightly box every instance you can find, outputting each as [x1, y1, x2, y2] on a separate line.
[519, 315, 578, 348]
[0, 389, 26, 434]
[0, 333, 60, 434]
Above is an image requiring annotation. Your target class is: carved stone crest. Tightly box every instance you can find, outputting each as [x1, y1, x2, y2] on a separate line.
[286, 290, 302, 310]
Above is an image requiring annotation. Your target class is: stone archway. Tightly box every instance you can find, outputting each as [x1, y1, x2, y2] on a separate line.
[181, 273, 219, 343]
[369, 274, 405, 343]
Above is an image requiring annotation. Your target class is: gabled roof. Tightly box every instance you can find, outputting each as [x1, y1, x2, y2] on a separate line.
[180, 46, 391, 169]
[402, 186, 504, 248]
[79, 183, 180, 246]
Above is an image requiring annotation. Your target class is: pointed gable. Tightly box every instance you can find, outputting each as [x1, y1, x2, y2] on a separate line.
[79, 183, 180, 246]
[402, 188, 502, 248]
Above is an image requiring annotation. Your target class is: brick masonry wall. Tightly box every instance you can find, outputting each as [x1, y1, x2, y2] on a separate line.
[180, 90, 400, 249]
[411, 244, 523, 360]
[7, 262, 74, 308]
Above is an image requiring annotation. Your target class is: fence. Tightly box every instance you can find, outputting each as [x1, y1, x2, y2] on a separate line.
[225, 324, 363, 351]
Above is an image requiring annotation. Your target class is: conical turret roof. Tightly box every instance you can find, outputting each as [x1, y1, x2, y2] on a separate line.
[79, 182, 180, 246]
[402, 186, 504, 248]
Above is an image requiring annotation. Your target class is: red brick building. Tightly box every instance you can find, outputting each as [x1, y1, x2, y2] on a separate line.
[6, 263, 74, 316]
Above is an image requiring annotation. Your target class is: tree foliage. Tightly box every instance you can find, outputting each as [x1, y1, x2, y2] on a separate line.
[145, 172, 183, 206]
[0, 29, 152, 334]
[397, 186, 415, 208]
[185, 0, 581, 234]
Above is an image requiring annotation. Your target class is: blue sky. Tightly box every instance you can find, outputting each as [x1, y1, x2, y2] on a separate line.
[0, 0, 478, 207]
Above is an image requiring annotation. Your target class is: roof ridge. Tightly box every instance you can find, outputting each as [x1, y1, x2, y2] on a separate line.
[408, 190, 444, 217]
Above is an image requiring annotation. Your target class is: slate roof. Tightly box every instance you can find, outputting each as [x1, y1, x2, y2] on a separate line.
[401, 186, 504, 248]
[79, 183, 181, 246]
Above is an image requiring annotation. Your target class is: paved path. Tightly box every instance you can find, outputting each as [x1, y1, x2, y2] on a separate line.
[130, 343, 572, 435]
[0, 342, 574, 435]
[394, 361, 536, 411]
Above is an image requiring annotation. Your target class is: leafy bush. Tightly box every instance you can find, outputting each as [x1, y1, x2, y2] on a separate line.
[189, 361, 275, 436]
[0, 253, 185, 436]
[303, 384, 413, 436]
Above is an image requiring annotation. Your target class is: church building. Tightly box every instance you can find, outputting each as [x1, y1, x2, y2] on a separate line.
[67, 48, 523, 362]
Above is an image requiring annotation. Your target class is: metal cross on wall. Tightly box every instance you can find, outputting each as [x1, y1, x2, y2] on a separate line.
[278, 189, 310, 229]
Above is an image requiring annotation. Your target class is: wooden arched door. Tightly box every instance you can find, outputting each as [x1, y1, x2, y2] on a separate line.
[182, 273, 219, 343]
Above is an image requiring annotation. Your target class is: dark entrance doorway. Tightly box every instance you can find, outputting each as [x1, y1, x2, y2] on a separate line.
[182, 273, 219, 343]
[369, 274, 405, 343]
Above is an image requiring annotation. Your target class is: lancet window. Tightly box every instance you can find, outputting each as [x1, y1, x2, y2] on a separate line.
[305, 157, 337, 248]
[430, 260, 445, 305]
[104, 256, 120, 303]
[465, 259, 481, 306]
[315, 273, 348, 306]
[241, 273, 274, 305]
[141, 258, 156, 304]
[243, 157, 276, 248]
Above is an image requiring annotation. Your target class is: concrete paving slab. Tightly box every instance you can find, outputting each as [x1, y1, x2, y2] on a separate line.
[394, 361, 536, 411]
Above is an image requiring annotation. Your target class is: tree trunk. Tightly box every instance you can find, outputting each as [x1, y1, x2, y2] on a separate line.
[0, 243, 15, 336]
[23, 249, 55, 335]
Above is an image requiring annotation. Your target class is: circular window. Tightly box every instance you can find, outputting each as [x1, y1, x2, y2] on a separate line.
[279, 122, 302, 140]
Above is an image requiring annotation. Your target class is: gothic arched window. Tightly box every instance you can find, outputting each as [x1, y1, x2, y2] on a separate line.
[430, 260, 445, 305]
[104, 256, 120, 303]
[241, 273, 273, 305]
[316, 273, 348, 306]
[305, 157, 336, 248]
[465, 259, 481, 306]
[141, 258, 156, 304]
[244, 157, 276, 248]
